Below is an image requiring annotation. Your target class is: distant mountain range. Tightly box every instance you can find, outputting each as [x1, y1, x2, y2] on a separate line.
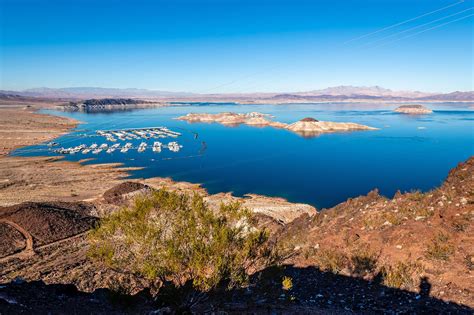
[295, 85, 433, 98]
[0, 87, 195, 99]
[0, 85, 472, 102]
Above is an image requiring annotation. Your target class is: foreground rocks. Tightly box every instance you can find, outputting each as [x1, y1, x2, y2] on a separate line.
[177, 112, 377, 137]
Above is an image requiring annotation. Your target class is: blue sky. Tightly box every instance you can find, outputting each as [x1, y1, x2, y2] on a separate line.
[0, 0, 472, 93]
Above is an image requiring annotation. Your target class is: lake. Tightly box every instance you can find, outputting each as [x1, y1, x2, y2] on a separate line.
[13, 102, 474, 209]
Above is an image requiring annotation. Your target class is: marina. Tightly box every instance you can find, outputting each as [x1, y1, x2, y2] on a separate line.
[52, 126, 183, 155]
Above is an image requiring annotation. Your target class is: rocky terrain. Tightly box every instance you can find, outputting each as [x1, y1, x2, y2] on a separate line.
[394, 105, 433, 114]
[177, 113, 377, 137]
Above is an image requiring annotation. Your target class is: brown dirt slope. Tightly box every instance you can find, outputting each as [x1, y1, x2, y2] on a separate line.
[0, 201, 97, 247]
[0, 223, 25, 257]
[276, 157, 474, 307]
[103, 182, 150, 205]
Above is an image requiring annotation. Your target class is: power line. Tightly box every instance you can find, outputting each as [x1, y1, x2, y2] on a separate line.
[375, 13, 474, 47]
[361, 7, 473, 48]
[344, 0, 465, 44]
[198, 1, 469, 95]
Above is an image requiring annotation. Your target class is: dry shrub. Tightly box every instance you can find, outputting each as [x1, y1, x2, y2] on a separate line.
[425, 233, 454, 261]
[316, 248, 349, 273]
[350, 246, 378, 277]
[381, 261, 424, 289]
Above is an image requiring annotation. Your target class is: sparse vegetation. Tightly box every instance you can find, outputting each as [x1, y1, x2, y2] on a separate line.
[465, 254, 474, 271]
[282, 276, 293, 291]
[383, 211, 404, 226]
[88, 190, 272, 307]
[315, 249, 348, 273]
[381, 261, 424, 289]
[408, 190, 424, 202]
[452, 219, 469, 232]
[350, 247, 378, 277]
[362, 195, 436, 230]
[425, 233, 455, 261]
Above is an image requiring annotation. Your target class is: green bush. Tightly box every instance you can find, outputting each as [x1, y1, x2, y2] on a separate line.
[88, 190, 271, 306]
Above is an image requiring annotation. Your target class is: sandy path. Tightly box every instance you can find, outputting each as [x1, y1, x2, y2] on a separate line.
[0, 219, 34, 258]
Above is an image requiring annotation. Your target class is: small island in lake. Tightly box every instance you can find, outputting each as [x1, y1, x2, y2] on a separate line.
[176, 112, 377, 137]
[394, 105, 433, 114]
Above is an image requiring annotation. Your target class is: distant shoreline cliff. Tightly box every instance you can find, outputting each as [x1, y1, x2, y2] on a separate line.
[61, 98, 163, 112]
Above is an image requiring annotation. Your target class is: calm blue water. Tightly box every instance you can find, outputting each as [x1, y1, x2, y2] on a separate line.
[13, 103, 474, 209]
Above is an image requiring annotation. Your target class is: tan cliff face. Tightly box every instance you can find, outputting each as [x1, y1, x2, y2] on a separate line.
[177, 112, 378, 137]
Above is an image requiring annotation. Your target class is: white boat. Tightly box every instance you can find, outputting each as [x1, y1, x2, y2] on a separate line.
[69, 145, 85, 154]
[167, 141, 182, 152]
[138, 142, 147, 153]
[99, 143, 108, 149]
[47, 141, 59, 147]
[89, 143, 98, 149]
[82, 148, 91, 154]
[152, 141, 162, 152]
[120, 143, 132, 153]
[54, 147, 68, 154]
[106, 143, 120, 153]
[92, 148, 102, 154]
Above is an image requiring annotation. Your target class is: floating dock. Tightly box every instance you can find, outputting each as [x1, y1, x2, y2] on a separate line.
[53, 126, 183, 155]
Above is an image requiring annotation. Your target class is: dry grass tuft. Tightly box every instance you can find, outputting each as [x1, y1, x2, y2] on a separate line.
[316, 249, 349, 273]
[425, 233, 455, 261]
[381, 261, 424, 289]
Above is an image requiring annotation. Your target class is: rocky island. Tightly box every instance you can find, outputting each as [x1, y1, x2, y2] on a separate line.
[177, 112, 377, 136]
[394, 105, 433, 114]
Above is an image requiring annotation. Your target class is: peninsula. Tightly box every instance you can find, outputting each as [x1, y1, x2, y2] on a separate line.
[177, 112, 377, 136]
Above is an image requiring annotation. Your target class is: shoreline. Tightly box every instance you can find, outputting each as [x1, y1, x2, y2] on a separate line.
[0, 105, 315, 222]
